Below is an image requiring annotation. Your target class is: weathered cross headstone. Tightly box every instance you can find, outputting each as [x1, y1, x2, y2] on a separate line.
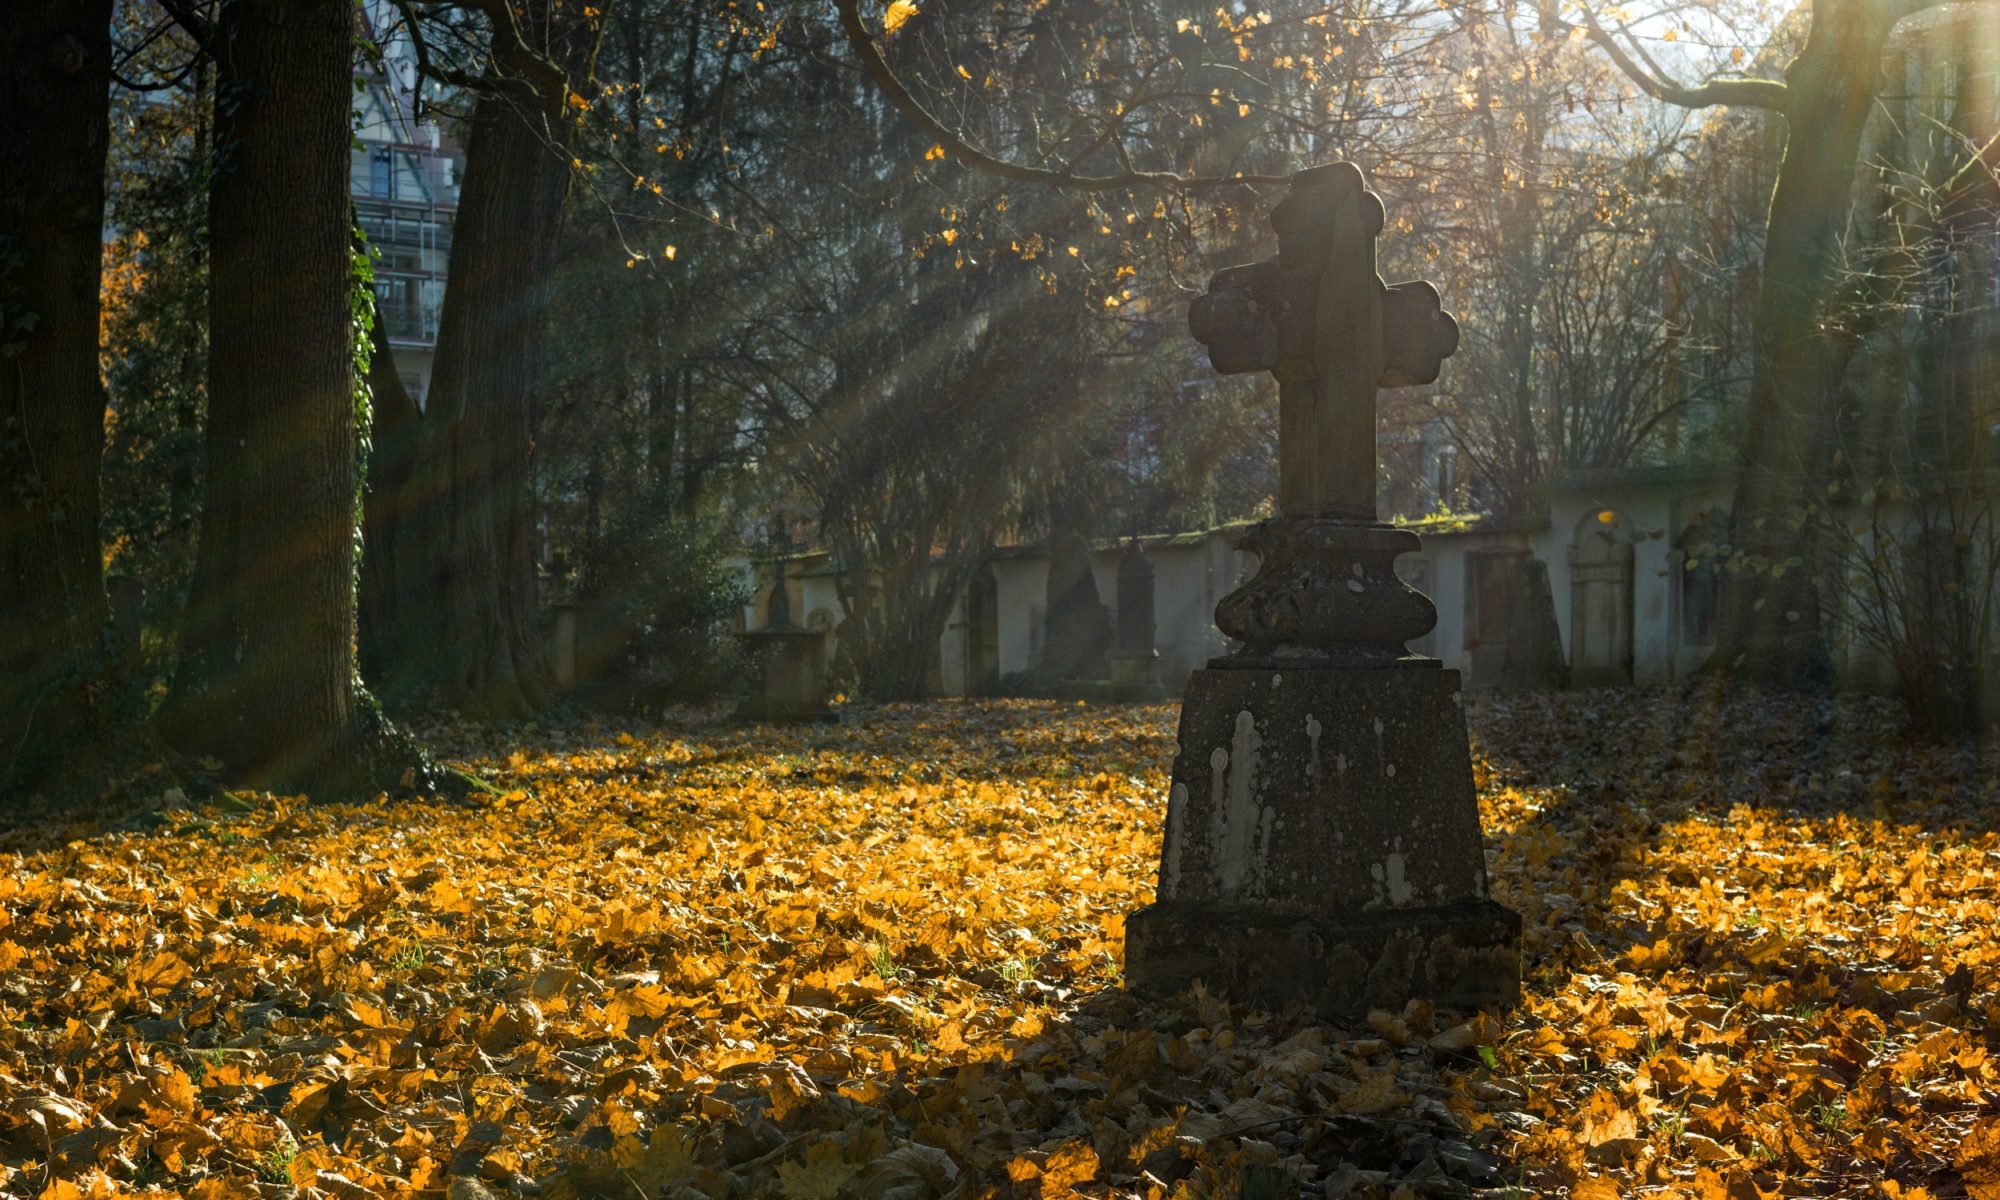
[1110, 538, 1166, 701]
[1125, 163, 1520, 1017]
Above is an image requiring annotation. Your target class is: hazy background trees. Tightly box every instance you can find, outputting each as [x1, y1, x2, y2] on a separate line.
[12, 0, 1988, 802]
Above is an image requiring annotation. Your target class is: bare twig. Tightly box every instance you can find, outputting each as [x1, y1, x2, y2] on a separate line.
[154, 0, 218, 58]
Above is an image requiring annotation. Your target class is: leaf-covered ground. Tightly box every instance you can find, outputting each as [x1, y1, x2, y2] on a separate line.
[2, 689, 1997, 1199]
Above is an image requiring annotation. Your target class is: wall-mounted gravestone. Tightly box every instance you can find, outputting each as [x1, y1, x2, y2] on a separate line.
[735, 555, 833, 722]
[1042, 526, 1111, 684]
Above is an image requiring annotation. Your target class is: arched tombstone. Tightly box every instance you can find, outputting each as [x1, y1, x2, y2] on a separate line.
[1569, 509, 1636, 687]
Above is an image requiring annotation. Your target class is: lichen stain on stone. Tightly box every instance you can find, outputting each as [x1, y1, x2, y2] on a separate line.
[1367, 847, 1414, 909]
[1253, 807, 1276, 892]
[1215, 709, 1264, 897]
[1383, 852, 1413, 904]
[1162, 782, 1189, 897]
[1207, 745, 1230, 850]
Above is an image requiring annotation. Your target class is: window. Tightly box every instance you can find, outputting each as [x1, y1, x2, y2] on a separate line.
[370, 149, 394, 199]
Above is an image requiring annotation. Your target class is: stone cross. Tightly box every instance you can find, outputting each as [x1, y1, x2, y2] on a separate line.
[1181, 163, 1461, 664]
[1124, 162, 1519, 1019]
[1188, 162, 1458, 524]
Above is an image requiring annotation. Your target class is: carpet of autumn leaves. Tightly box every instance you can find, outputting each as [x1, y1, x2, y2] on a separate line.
[3, 689, 1999, 1200]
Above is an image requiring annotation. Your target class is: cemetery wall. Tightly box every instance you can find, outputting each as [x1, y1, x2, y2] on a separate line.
[727, 464, 1993, 699]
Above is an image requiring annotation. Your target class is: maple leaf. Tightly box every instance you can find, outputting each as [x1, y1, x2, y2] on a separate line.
[854, 1144, 958, 1199]
[777, 1141, 859, 1200]
[1579, 1089, 1639, 1147]
[1039, 1139, 1099, 1192]
[1960, 1119, 2000, 1200]
[881, 0, 918, 34]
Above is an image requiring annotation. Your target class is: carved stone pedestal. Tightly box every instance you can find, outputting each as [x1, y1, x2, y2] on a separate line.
[1124, 660, 1518, 1017]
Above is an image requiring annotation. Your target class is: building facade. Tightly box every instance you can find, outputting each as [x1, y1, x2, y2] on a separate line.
[352, 11, 459, 405]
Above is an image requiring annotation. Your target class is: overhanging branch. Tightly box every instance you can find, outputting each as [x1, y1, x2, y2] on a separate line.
[832, 0, 1290, 192]
[411, 0, 570, 112]
[155, 0, 219, 59]
[1554, 10, 1789, 113]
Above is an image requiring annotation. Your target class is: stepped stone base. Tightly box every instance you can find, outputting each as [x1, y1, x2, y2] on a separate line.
[1125, 898, 1519, 1017]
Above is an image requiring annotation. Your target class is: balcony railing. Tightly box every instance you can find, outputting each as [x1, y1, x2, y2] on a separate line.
[356, 203, 453, 254]
[376, 296, 437, 344]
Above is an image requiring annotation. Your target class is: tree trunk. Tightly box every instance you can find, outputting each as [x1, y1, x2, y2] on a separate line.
[854, 556, 960, 701]
[359, 314, 424, 693]
[160, 0, 402, 794]
[365, 4, 600, 717]
[1709, 0, 1892, 686]
[644, 286, 680, 498]
[0, 0, 123, 802]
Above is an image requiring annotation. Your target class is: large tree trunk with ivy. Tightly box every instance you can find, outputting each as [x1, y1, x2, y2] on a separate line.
[0, 0, 126, 802]
[159, 0, 404, 795]
[364, 3, 600, 716]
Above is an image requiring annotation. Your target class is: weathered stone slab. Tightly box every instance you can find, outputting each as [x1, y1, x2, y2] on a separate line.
[1124, 664, 1519, 1015]
[1110, 538, 1166, 701]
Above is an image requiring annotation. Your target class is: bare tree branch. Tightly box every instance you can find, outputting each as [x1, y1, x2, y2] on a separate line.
[1895, 0, 1999, 22]
[155, 0, 219, 58]
[832, 0, 1291, 192]
[388, 0, 486, 100]
[1551, 10, 1790, 113]
[412, 0, 571, 112]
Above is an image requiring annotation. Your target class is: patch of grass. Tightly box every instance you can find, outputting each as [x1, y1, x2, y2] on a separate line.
[260, 1136, 299, 1184]
[996, 956, 1034, 982]
[1810, 1099, 1848, 1133]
